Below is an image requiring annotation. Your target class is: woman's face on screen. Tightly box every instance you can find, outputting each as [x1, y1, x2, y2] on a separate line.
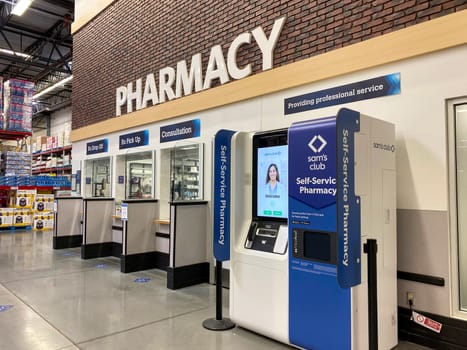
[269, 166, 277, 181]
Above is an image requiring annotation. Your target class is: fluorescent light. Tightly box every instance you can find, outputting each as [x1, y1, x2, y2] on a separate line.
[0, 48, 32, 59]
[33, 75, 73, 99]
[11, 0, 33, 16]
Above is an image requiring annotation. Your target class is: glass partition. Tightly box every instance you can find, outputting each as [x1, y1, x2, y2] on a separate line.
[83, 157, 111, 198]
[453, 101, 467, 311]
[171, 142, 204, 201]
[72, 162, 81, 195]
[127, 152, 153, 199]
[160, 142, 204, 219]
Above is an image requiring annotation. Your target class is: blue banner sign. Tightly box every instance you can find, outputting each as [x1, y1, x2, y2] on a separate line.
[289, 117, 338, 233]
[119, 130, 149, 149]
[213, 129, 235, 261]
[288, 116, 352, 350]
[86, 139, 108, 155]
[284, 73, 400, 115]
[160, 119, 200, 143]
[336, 108, 361, 288]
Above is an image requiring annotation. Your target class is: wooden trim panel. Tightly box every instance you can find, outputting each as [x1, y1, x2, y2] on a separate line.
[72, 0, 116, 34]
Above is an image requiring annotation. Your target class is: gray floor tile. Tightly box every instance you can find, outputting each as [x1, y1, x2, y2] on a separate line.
[0, 229, 432, 350]
[0, 284, 74, 350]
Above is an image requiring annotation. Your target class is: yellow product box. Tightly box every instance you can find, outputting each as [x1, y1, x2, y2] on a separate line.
[13, 209, 33, 226]
[33, 214, 54, 230]
[34, 194, 55, 212]
[36, 136, 47, 149]
[15, 189, 36, 209]
[0, 208, 14, 227]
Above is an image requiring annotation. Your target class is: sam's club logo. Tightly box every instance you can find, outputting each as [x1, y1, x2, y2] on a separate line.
[308, 134, 327, 153]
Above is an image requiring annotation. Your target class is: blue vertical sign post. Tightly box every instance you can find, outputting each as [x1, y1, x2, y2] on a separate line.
[203, 129, 235, 331]
[336, 108, 361, 288]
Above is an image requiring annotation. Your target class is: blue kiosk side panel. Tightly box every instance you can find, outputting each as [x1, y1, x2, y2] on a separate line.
[288, 117, 351, 350]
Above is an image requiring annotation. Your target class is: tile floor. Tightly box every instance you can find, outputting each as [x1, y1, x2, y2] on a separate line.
[0, 229, 431, 350]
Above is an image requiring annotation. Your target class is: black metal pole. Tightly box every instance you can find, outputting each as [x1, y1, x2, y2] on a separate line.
[364, 239, 378, 350]
[202, 260, 235, 331]
[215, 260, 223, 320]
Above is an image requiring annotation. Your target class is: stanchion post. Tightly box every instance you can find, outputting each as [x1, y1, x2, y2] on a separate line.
[202, 260, 235, 331]
[364, 238, 378, 350]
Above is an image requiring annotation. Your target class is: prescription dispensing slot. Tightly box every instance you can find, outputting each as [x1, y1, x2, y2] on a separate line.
[292, 229, 337, 265]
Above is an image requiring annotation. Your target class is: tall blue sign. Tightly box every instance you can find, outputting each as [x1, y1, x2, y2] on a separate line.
[212, 130, 235, 261]
[336, 108, 361, 288]
[119, 130, 149, 149]
[160, 119, 200, 143]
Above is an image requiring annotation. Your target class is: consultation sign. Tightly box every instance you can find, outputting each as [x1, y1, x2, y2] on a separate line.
[284, 73, 400, 115]
[160, 119, 200, 143]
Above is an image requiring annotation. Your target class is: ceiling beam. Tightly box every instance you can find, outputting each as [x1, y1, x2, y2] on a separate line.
[38, 0, 73, 12]
[0, 52, 69, 72]
[2, 25, 72, 47]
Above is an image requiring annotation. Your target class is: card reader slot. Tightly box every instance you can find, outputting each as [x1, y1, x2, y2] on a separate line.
[256, 228, 277, 237]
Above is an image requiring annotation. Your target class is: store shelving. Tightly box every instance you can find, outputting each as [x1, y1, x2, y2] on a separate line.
[32, 145, 72, 176]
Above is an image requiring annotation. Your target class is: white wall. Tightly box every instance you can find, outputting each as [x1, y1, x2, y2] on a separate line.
[33, 106, 72, 138]
[72, 44, 467, 318]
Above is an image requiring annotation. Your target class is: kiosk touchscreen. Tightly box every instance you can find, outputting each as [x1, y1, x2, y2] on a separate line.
[246, 130, 288, 254]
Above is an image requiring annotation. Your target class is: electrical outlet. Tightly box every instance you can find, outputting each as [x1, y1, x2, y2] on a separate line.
[407, 292, 415, 305]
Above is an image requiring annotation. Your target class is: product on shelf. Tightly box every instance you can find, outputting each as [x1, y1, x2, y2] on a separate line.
[34, 194, 54, 212]
[13, 209, 33, 226]
[0, 208, 13, 227]
[2, 151, 32, 177]
[15, 189, 36, 209]
[3, 79, 34, 133]
[0, 175, 71, 187]
[0, 77, 3, 129]
[33, 213, 54, 230]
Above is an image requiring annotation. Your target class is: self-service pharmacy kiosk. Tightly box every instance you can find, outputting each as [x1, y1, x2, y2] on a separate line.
[229, 108, 397, 350]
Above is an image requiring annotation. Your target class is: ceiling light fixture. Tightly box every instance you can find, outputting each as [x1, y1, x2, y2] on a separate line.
[33, 75, 73, 100]
[0, 48, 32, 59]
[11, 0, 33, 16]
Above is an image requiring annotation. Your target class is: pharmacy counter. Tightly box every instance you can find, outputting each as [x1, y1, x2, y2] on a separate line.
[53, 196, 82, 249]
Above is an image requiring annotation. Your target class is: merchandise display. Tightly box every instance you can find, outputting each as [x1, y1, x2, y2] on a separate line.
[0, 77, 3, 129]
[33, 194, 54, 230]
[0, 208, 13, 227]
[3, 79, 34, 133]
[32, 145, 72, 176]
[2, 151, 31, 176]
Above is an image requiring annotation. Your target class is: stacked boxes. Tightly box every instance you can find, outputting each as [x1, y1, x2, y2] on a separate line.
[36, 136, 47, 152]
[0, 176, 71, 187]
[0, 208, 14, 227]
[0, 188, 62, 230]
[13, 189, 35, 227]
[0, 77, 3, 129]
[3, 79, 34, 133]
[33, 194, 54, 230]
[2, 151, 31, 176]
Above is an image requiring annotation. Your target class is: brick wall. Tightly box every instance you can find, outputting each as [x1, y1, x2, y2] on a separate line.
[72, 0, 466, 129]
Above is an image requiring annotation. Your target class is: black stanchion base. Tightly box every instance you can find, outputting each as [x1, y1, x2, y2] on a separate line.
[202, 318, 235, 331]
